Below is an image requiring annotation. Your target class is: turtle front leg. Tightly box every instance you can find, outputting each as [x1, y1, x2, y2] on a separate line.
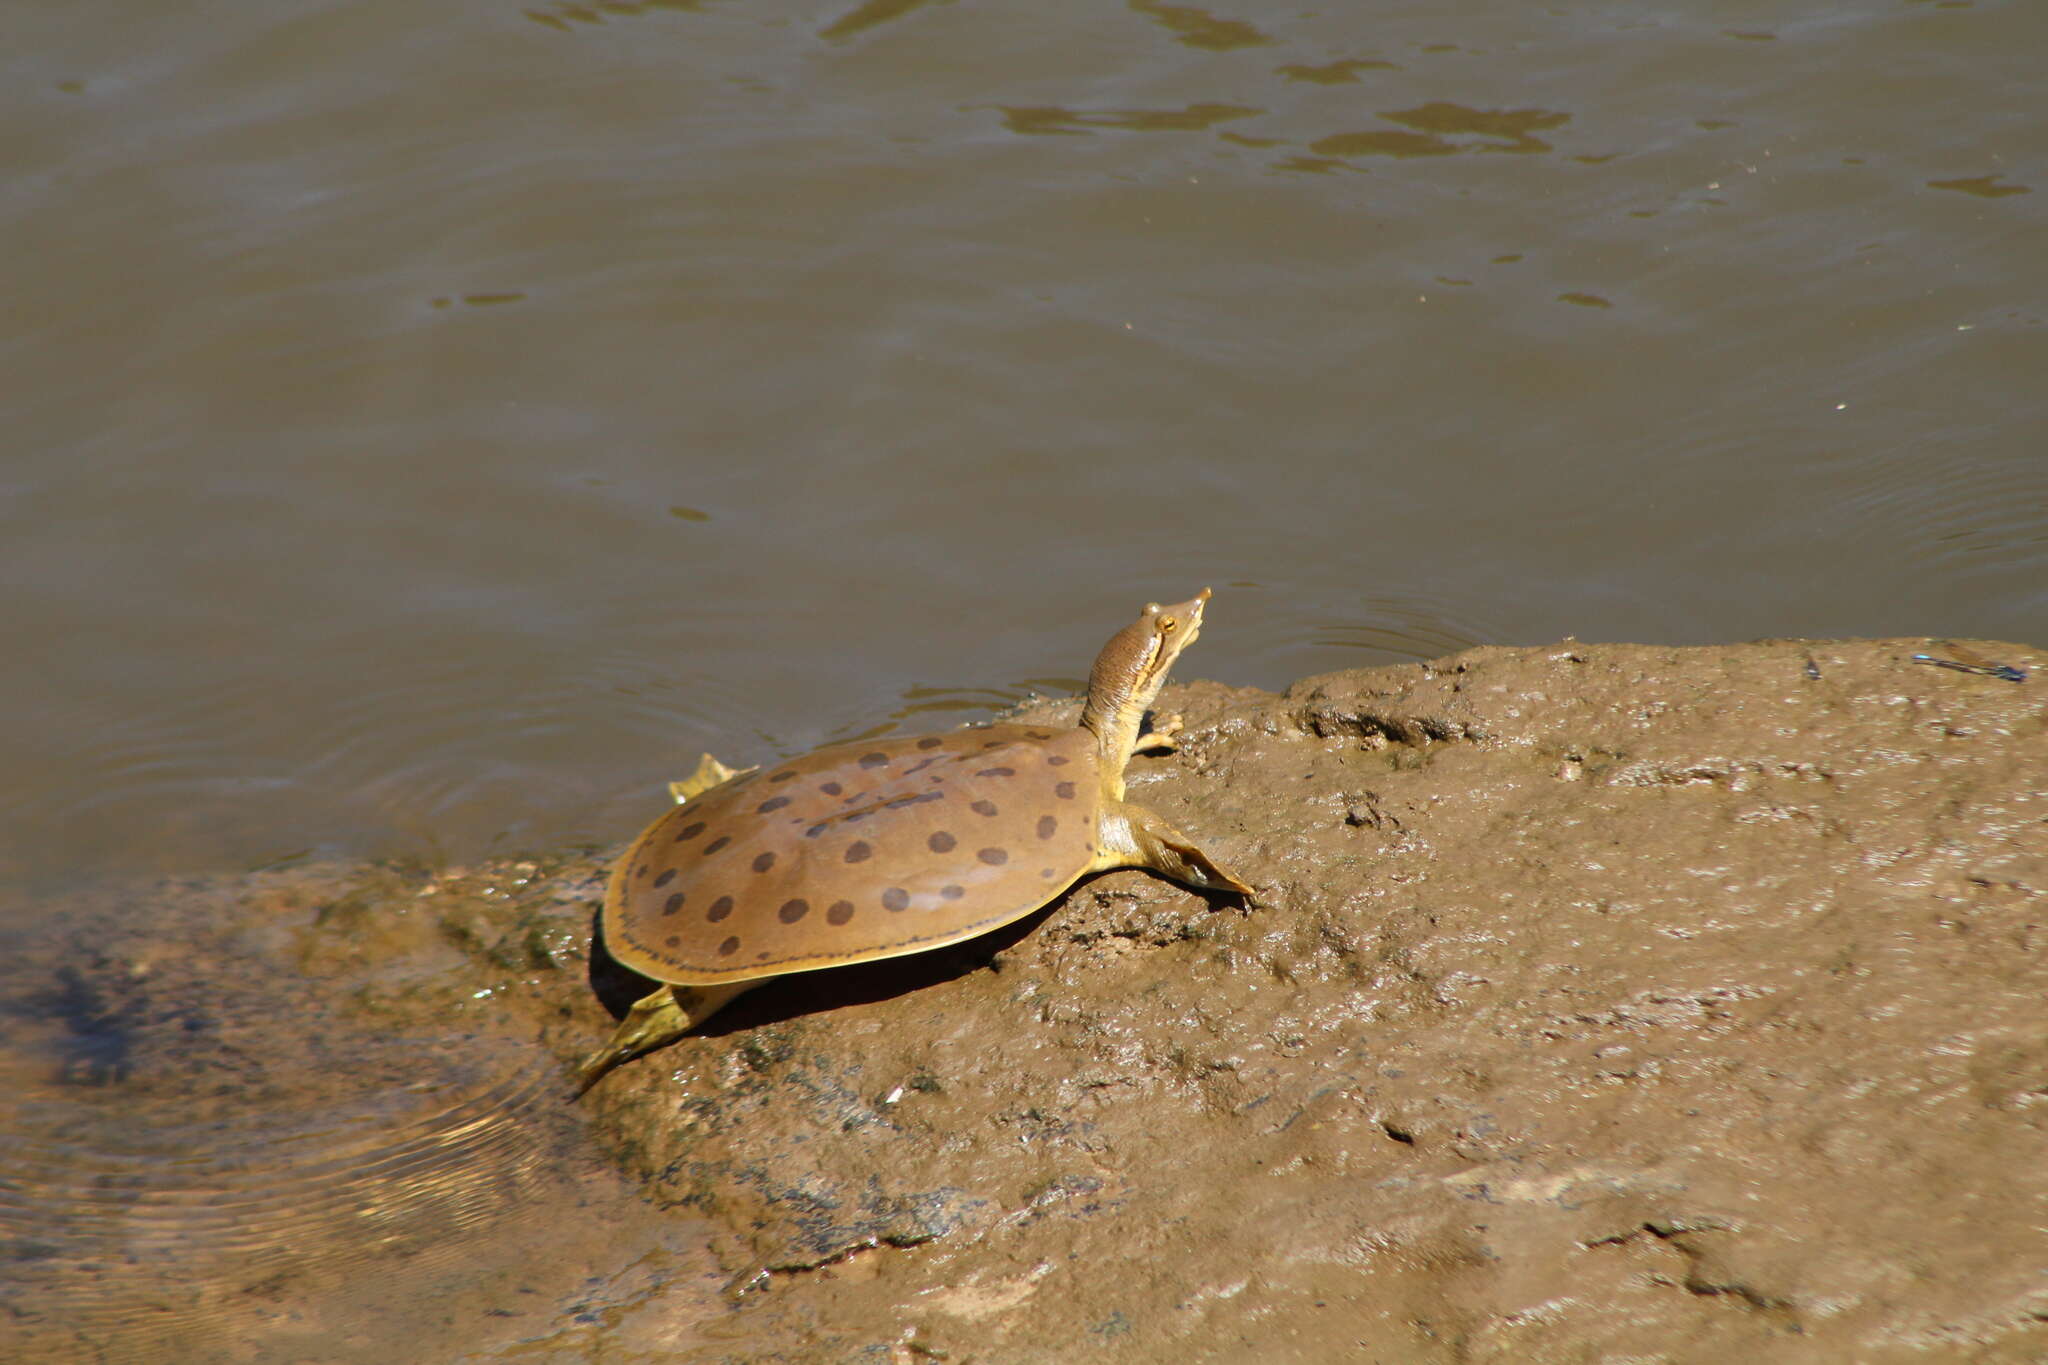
[1134, 712, 1184, 753]
[1109, 803, 1254, 898]
[573, 980, 755, 1098]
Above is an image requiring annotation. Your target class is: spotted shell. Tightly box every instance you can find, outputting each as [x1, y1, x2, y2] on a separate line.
[603, 723, 1102, 985]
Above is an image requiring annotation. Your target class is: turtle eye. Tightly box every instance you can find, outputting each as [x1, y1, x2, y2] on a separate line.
[1158, 617, 1177, 633]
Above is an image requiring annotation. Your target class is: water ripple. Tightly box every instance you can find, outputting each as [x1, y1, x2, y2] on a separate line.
[0, 879, 566, 1358]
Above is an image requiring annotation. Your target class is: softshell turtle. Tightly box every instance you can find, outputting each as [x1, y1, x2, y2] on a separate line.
[575, 589, 1251, 1095]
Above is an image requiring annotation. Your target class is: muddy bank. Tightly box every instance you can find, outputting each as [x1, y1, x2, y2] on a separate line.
[10, 638, 2046, 1362]
[0, 857, 730, 1364]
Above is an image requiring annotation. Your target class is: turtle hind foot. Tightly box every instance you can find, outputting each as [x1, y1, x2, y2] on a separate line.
[570, 980, 757, 1099]
[571, 985, 693, 1099]
[668, 753, 754, 805]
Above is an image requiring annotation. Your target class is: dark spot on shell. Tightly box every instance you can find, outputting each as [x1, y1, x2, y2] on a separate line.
[757, 795, 791, 814]
[820, 781, 843, 796]
[978, 847, 1008, 866]
[635, 864, 650, 880]
[1027, 730, 1053, 740]
[1041, 868, 1057, 879]
[778, 898, 810, 923]
[663, 892, 685, 915]
[941, 884, 964, 900]
[718, 936, 741, 957]
[881, 888, 910, 912]
[675, 820, 707, 841]
[929, 831, 956, 853]
[976, 766, 1016, 778]
[828, 899, 856, 925]
[844, 810, 869, 824]
[1055, 782, 1076, 800]
[703, 835, 731, 854]
[769, 770, 797, 783]
[860, 752, 890, 768]
[752, 851, 776, 873]
[805, 824, 828, 839]
[665, 935, 681, 948]
[653, 868, 677, 888]
[904, 756, 941, 776]
[971, 800, 999, 817]
[1037, 816, 1057, 839]
[707, 895, 734, 922]
[1047, 755, 1070, 767]
[845, 840, 872, 863]
[983, 740, 1006, 749]
[917, 737, 944, 750]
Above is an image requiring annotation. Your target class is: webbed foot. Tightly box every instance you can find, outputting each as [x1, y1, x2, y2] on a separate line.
[1118, 803, 1254, 899]
[574, 986, 692, 1098]
[572, 980, 755, 1098]
[1135, 713, 1184, 753]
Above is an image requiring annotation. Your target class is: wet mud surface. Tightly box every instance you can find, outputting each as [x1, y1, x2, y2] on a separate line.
[8, 639, 2046, 1362]
[0, 864, 727, 1363]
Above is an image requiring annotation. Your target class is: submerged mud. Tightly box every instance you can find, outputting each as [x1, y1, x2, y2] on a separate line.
[9, 639, 2046, 1362]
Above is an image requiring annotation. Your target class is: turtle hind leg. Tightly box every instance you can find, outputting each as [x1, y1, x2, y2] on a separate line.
[1114, 803, 1254, 898]
[571, 980, 754, 1099]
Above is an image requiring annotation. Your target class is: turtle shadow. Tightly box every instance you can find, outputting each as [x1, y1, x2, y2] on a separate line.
[583, 901, 1061, 1039]
[583, 869, 1248, 1042]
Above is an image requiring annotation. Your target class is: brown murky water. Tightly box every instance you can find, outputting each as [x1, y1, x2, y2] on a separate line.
[3, 0, 2044, 1356]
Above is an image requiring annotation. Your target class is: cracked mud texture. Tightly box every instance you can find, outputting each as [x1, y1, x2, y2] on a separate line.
[13, 638, 2045, 1363]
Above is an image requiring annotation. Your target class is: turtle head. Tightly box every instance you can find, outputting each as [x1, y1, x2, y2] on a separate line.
[1081, 589, 1211, 776]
